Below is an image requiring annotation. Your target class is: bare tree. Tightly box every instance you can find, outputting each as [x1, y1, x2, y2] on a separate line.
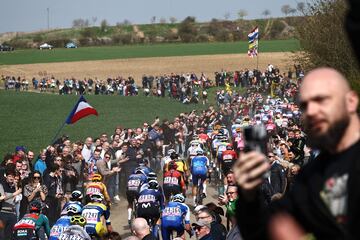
[281, 4, 292, 16]
[237, 9, 248, 19]
[160, 17, 167, 24]
[150, 16, 156, 24]
[169, 17, 177, 24]
[289, 8, 297, 15]
[262, 9, 271, 18]
[92, 16, 97, 26]
[100, 19, 108, 32]
[224, 12, 231, 20]
[72, 18, 89, 28]
[296, 2, 305, 13]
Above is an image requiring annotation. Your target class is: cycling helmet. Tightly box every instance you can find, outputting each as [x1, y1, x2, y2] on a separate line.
[90, 193, 104, 203]
[135, 168, 146, 176]
[193, 134, 199, 140]
[148, 180, 159, 190]
[29, 200, 42, 213]
[196, 149, 204, 155]
[170, 152, 179, 160]
[172, 194, 185, 203]
[226, 145, 233, 150]
[147, 172, 157, 181]
[167, 149, 176, 155]
[91, 173, 102, 182]
[71, 190, 83, 201]
[168, 161, 178, 170]
[70, 215, 87, 227]
[66, 205, 82, 216]
[235, 119, 241, 124]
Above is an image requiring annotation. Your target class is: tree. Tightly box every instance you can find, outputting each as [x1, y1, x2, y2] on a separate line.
[160, 17, 167, 24]
[72, 18, 89, 28]
[296, 2, 306, 13]
[281, 4, 292, 16]
[238, 9, 248, 19]
[169, 17, 177, 24]
[224, 12, 231, 20]
[100, 19, 108, 33]
[92, 16, 98, 26]
[289, 8, 297, 15]
[178, 16, 198, 42]
[123, 19, 131, 26]
[262, 9, 271, 18]
[150, 16, 156, 24]
[295, 0, 360, 91]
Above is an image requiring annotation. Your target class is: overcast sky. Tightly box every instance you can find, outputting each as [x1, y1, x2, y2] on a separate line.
[1, 0, 300, 33]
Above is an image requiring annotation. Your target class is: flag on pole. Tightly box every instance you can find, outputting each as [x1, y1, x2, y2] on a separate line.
[65, 95, 98, 124]
[248, 26, 259, 57]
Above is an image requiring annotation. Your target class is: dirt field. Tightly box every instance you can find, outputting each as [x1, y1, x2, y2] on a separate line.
[0, 52, 295, 84]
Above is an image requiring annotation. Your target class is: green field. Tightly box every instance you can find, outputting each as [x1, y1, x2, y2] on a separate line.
[0, 39, 300, 65]
[0, 90, 223, 156]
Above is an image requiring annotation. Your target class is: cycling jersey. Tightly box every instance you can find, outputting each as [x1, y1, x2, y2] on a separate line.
[161, 202, 190, 240]
[132, 165, 153, 176]
[191, 156, 209, 185]
[162, 169, 185, 199]
[85, 181, 111, 203]
[187, 145, 203, 159]
[59, 225, 91, 240]
[216, 142, 230, 160]
[126, 173, 148, 204]
[13, 213, 51, 239]
[82, 202, 110, 237]
[49, 216, 71, 240]
[136, 188, 164, 224]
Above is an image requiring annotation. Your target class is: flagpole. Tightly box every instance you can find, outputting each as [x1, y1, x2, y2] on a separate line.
[257, 40, 259, 70]
[50, 121, 67, 145]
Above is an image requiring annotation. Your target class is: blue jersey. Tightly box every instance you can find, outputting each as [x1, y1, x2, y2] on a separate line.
[127, 173, 147, 192]
[161, 201, 190, 227]
[132, 165, 153, 176]
[191, 156, 208, 176]
[49, 216, 71, 240]
[138, 188, 164, 210]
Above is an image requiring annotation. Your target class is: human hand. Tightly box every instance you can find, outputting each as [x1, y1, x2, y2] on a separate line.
[233, 151, 270, 201]
[218, 194, 228, 206]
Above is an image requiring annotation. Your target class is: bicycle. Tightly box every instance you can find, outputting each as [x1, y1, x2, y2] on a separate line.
[195, 177, 205, 206]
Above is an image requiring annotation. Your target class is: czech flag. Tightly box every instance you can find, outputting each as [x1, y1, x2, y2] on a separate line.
[65, 95, 98, 124]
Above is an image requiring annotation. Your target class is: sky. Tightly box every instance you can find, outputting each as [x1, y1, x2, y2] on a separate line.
[1, 0, 300, 33]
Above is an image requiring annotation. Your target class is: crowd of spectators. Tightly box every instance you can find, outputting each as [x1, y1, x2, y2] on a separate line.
[0, 62, 311, 239]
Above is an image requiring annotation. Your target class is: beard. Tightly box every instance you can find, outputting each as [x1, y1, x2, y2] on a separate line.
[305, 115, 350, 152]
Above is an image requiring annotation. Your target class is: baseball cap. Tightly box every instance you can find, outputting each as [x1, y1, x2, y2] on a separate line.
[192, 220, 211, 229]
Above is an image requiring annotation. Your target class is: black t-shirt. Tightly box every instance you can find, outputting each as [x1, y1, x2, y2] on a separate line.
[319, 140, 360, 225]
[142, 233, 157, 240]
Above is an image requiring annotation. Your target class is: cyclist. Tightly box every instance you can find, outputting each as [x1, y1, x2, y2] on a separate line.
[12, 200, 50, 240]
[126, 168, 148, 225]
[136, 180, 164, 238]
[61, 190, 84, 216]
[84, 173, 111, 205]
[59, 215, 91, 240]
[49, 204, 82, 240]
[163, 161, 186, 201]
[161, 194, 191, 240]
[190, 149, 209, 206]
[82, 193, 111, 238]
[221, 145, 238, 189]
[161, 149, 176, 171]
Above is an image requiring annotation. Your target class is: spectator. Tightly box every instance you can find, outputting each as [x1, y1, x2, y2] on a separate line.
[234, 67, 360, 239]
[196, 208, 227, 240]
[131, 217, 156, 240]
[0, 168, 22, 238]
[192, 220, 213, 240]
[34, 149, 47, 175]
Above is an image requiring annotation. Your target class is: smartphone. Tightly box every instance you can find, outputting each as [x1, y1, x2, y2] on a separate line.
[243, 125, 268, 154]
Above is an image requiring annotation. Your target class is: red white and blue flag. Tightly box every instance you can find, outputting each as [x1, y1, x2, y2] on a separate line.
[248, 26, 259, 57]
[66, 95, 98, 124]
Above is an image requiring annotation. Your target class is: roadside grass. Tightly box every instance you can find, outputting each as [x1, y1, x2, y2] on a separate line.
[0, 86, 242, 156]
[0, 39, 300, 65]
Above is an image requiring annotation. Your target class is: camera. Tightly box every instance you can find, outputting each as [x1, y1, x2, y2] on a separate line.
[243, 124, 268, 154]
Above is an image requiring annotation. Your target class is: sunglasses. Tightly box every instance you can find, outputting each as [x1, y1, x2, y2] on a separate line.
[34, 176, 41, 179]
[226, 192, 236, 195]
[104, 156, 110, 159]
[193, 226, 204, 231]
[268, 155, 275, 158]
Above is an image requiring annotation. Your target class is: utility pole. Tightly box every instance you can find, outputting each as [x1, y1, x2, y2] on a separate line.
[47, 7, 50, 29]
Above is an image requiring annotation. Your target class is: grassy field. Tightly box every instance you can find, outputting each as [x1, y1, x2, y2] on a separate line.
[0, 39, 299, 65]
[0, 88, 227, 156]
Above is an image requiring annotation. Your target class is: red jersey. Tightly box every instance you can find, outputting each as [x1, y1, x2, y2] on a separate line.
[222, 150, 237, 164]
[163, 169, 185, 190]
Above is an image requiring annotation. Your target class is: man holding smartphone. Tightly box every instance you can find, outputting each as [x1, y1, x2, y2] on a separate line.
[234, 68, 360, 239]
